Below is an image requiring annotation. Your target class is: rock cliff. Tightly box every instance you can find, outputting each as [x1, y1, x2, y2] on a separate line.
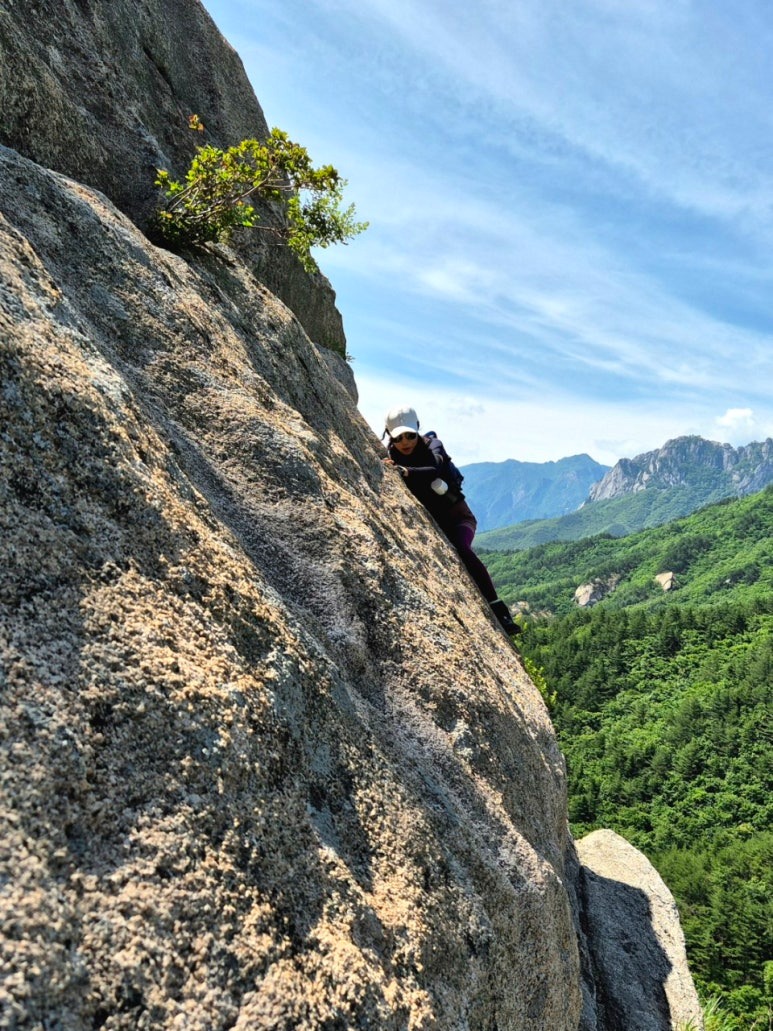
[587, 435, 773, 502]
[0, 0, 346, 354]
[0, 3, 703, 1028]
[1, 137, 581, 1031]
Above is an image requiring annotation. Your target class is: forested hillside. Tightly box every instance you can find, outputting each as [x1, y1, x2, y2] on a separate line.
[477, 484, 727, 551]
[483, 485, 772, 617]
[487, 487, 773, 1028]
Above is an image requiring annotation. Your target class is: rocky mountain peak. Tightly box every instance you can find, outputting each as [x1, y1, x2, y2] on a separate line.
[588, 435, 773, 502]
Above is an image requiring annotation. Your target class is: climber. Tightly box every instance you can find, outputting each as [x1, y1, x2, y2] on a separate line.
[383, 404, 520, 637]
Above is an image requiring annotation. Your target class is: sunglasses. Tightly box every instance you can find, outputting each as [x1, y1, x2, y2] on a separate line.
[391, 431, 418, 443]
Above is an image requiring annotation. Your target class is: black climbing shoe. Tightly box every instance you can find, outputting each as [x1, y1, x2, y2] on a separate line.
[489, 599, 521, 636]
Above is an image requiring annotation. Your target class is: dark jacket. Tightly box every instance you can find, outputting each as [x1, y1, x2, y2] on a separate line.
[388, 435, 469, 532]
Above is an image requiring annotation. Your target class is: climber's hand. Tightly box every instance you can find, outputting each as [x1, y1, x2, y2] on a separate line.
[383, 458, 408, 477]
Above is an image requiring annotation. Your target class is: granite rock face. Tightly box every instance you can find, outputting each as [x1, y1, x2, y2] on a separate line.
[573, 575, 620, 608]
[577, 831, 704, 1031]
[654, 571, 677, 592]
[1, 144, 581, 1029]
[0, 0, 346, 353]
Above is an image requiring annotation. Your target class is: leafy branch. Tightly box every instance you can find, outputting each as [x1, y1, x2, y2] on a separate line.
[153, 120, 367, 271]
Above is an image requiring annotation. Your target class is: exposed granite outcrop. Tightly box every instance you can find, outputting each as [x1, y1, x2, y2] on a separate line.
[577, 831, 704, 1031]
[587, 436, 773, 502]
[654, 571, 677, 592]
[1, 144, 580, 1029]
[573, 575, 621, 608]
[0, 0, 346, 353]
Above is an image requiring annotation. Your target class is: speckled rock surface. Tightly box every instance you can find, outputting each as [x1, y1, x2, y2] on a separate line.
[0, 144, 582, 1029]
[0, 5, 705, 1024]
[576, 830, 704, 1031]
[0, 0, 346, 352]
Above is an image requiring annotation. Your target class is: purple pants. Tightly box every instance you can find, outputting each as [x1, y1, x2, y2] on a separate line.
[445, 502, 498, 603]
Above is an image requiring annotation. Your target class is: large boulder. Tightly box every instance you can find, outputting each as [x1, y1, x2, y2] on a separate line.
[576, 830, 704, 1031]
[654, 571, 677, 592]
[0, 144, 581, 1029]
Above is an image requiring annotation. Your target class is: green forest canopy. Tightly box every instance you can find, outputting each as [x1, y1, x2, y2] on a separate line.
[486, 486, 773, 1027]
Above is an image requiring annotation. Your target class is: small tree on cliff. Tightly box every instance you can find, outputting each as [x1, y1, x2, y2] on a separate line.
[153, 117, 367, 272]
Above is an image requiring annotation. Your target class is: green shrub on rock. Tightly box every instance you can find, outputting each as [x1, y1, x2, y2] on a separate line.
[153, 120, 367, 271]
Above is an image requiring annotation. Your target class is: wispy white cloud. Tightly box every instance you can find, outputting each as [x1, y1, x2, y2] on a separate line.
[712, 407, 773, 446]
[354, 368, 727, 466]
[357, 369, 773, 468]
[325, 162, 773, 400]
[324, 0, 773, 224]
[717, 408, 754, 429]
[205, 0, 773, 463]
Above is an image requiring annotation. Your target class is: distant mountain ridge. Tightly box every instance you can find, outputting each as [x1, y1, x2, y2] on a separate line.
[589, 435, 773, 501]
[478, 435, 773, 550]
[460, 454, 610, 532]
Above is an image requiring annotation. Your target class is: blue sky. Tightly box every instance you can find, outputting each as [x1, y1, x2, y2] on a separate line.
[201, 0, 773, 466]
